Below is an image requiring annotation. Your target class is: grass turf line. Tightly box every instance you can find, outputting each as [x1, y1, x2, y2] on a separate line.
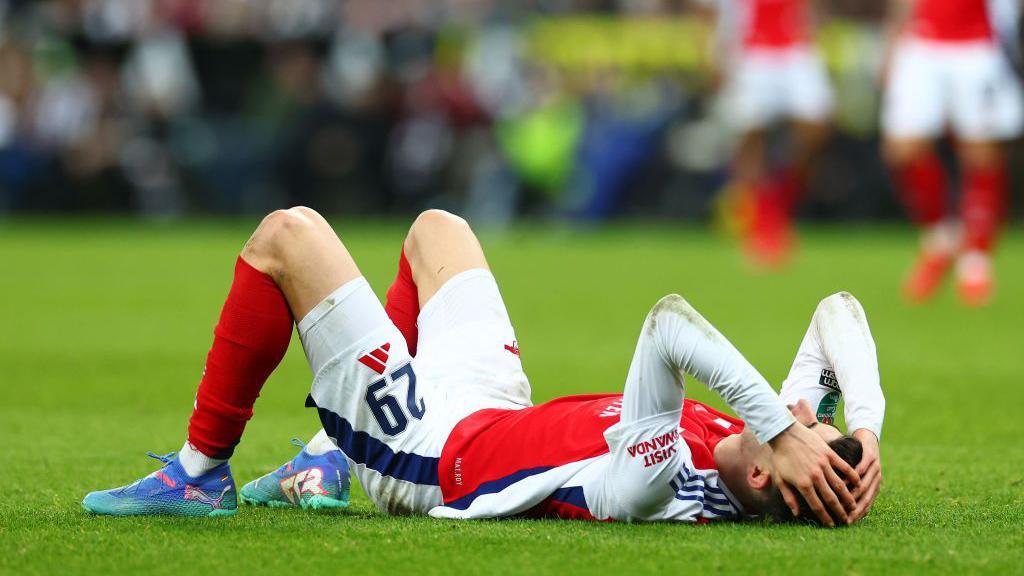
[0, 220, 1022, 575]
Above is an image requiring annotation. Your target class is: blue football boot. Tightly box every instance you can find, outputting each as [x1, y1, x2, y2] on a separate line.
[82, 452, 237, 517]
[240, 439, 350, 510]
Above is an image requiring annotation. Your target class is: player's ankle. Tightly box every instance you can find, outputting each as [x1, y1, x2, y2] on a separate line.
[920, 221, 960, 257]
[179, 441, 228, 478]
[303, 429, 340, 456]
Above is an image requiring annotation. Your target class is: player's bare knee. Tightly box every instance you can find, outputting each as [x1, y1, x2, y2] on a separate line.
[242, 207, 320, 274]
[404, 209, 472, 261]
[407, 209, 469, 242]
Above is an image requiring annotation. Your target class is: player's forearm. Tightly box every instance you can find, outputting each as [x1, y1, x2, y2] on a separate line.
[812, 293, 885, 439]
[653, 296, 794, 444]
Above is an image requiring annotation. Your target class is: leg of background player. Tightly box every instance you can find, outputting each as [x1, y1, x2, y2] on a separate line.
[745, 119, 828, 269]
[955, 140, 1006, 306]
[719, 129, 766, 240]
[182, 207, 363, 475]
[884, 137, 957, 304]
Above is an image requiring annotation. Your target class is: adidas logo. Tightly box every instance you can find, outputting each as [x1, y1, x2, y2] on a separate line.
[358, 343, 391, 374]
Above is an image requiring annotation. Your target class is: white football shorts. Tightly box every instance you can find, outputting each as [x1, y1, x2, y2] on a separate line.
[298, 268, 531, 515]
[883, 39, 1024, 141]
[724, 45, 834, 131]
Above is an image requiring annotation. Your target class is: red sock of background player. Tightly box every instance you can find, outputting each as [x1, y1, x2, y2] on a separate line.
[961, 161, 1007, 253]
[894, 152, 947, 227]
[384, 248, 420, 355]
[180, 256, 293, 477]
[772, 166, 805, 216]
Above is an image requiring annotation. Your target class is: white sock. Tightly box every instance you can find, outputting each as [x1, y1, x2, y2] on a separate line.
[304, 429, 340, 456]
[922, 221, 961, 256]
[178, 441, 227, 478]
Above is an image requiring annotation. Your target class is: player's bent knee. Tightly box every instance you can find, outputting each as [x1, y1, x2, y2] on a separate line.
[242, 207, 323, 270]
[404, 209, 474, 260]
[407, 209, 470, 242]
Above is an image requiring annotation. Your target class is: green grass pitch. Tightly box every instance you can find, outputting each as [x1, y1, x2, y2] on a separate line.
[1, 219, 1022, 575]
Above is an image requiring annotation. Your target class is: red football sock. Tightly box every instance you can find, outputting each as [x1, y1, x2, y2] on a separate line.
[772, 166, 805, 215]
[384, 248, 420, 355]
[961, 161, 1007, 252]
[187, 257, 294, 459]
[894, 152, 948, 226]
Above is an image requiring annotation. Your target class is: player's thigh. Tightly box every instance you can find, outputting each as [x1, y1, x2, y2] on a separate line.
[882, 41, 946, 140]
[404, 209, 489, 308]
[243, 206, 362, 322]
[414, 269, 532, 418]
[949, 43, 1024, 141]
[301, 280, 448, 514]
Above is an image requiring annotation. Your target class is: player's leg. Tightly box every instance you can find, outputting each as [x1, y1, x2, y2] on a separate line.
[243, 236, 424, 510]
[743, 48, 833, 269]
[953, 140, 1006, 306]
[82, 207, 361, 516]
[882, 40, 953, 303]
[715, 49, 773, 240]
[947, 42, 1023, 306]
[402, 209, 489, 306]
[246, 209, 523, 514]
[402, 210, 532, 420]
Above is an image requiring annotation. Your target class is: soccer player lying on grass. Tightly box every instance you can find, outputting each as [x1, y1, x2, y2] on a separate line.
[82, 208, 882, 525]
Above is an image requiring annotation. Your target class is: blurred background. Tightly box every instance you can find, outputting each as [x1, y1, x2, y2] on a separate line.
[2, 0, 1019, 226]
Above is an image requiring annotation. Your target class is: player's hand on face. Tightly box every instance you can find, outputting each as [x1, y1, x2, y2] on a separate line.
[768, 423, 860, 527]
[849, 428, 881, 523]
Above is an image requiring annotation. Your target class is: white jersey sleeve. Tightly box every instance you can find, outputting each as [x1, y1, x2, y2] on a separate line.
[654, 295, 795, 444]
[780, 292, 885, 439]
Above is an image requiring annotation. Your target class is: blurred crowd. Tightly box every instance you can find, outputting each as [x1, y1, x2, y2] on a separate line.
[0, 0, 1012, 223]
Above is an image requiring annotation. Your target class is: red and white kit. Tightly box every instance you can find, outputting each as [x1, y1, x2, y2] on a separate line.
[298, 253, 881, 520]
[720, 0, 833, 130]
[435, 395, 748, 522]
[884, 0, 1024, 140]
[427, 293, 884, 521]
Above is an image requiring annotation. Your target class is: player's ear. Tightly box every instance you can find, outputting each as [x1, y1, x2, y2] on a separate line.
[747, 463, 771, 490]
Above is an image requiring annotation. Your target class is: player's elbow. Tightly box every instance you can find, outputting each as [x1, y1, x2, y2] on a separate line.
[815, 291, 866, 323]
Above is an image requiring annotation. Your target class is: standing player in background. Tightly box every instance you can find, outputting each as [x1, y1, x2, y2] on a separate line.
[702, 0, 834, 268]
[883, 0, 1023, 306]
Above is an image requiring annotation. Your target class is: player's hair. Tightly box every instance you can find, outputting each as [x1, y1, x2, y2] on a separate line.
[760, 435, 864, 526]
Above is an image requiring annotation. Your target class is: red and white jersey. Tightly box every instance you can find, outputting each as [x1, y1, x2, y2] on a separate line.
[432, 395, 747, 522]
[740, 0, 813, 49]
[909, 0, 993, 42]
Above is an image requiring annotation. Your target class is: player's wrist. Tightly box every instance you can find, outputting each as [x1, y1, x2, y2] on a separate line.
[852, 427, 880, 444]
[766, 421, 800, 448]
